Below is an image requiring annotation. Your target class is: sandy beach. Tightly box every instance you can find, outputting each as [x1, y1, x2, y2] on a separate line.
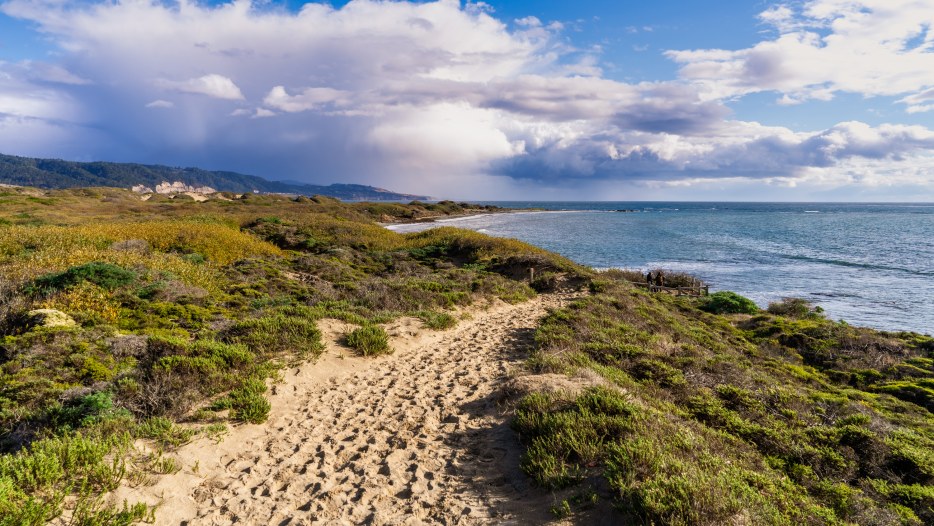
[108, 292, 582, 525]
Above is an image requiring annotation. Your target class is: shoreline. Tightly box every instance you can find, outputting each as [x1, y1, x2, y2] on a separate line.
[381, 208, 595, 232]
[378, 210, 520, 228]
[382, 204, 931, 335]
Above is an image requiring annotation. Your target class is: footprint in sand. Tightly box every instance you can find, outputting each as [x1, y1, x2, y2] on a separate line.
[106, 292, 581, 525]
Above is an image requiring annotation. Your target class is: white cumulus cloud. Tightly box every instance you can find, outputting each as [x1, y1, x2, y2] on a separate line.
[666, 0, 934, 108]
[263, 86, 351, 113]
[156, 74, 245, 101]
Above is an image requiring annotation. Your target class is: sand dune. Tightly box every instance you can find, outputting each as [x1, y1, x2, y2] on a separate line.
[111, 292, 579, 525]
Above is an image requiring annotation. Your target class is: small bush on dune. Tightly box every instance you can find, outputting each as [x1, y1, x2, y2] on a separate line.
[134, 417, 195, 448]
[0, 432, 141, 525]
[224, 314, 324, 358]
[767, 297, 823, 319]
[51, 392, 131, 432]
[230, 392, 271, 424]
[530, 271, 560, 292]
[346, 325, 392, 356]
[700, 291, 759, 315]
[513, 387, 639, 489]
[29, 262, 136, 296]
[227, 378, 271, 424]
[415, 310, 457, 330]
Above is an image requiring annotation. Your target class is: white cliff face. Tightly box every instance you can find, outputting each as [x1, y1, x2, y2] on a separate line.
[155, 181, 217, 194]
[131, 181, 216, 195]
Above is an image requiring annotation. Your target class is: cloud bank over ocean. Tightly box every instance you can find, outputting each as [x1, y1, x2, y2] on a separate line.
[1, 0, 933, 199]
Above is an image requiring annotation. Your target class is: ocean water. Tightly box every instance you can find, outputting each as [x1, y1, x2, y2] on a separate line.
[387, 202, 934, 334]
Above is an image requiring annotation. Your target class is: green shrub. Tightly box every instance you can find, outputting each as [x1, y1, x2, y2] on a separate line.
[29, 262, 136, 295]
[513, 388, 638, 489]
[71, 497, 151, 526]
[630, 358, 685, 387]
[181, 253, 206, 265]
[227, 378, 271, 424]
[135, 417, 196, 448]
[231, 393, 271, 424]
[767, 298, 823, 318]
[516, 280, 934, 523]
[530, 271, 560, 292]
[225, 314, 324, 358]
[0, 433, 136, 525]
[52, 392, 131, 432]
[701, 291, 759, 315]
[346, 325, 392, 356]
[189, 340, 253, 368]
[415, 310, 457, 330]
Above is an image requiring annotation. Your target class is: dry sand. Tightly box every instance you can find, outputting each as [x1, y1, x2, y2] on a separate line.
[111, 292, 581, 525]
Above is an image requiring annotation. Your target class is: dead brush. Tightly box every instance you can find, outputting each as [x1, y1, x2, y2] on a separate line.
[0, 276, 30, 335]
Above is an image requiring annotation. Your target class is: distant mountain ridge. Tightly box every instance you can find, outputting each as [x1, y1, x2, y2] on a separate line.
[0, 153, 430, 201]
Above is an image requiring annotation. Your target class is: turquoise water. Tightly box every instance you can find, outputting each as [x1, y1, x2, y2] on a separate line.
[388, 202, 934, 334]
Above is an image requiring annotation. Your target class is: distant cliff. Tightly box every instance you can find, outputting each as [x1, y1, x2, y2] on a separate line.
[0, 153, 430, 201]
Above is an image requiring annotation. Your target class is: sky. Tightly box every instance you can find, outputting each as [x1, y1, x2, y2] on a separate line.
[1, 0, 933, 200]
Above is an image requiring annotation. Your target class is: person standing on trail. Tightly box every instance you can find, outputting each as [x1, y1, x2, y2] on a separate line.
[656, 270, 665, 287]
[646, 271, 654, 286]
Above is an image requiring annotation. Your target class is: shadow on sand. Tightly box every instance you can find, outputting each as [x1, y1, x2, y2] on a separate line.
[439, 324, 625, 525]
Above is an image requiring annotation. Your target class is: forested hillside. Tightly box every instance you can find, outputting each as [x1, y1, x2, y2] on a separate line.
[0, 153, 428, 201]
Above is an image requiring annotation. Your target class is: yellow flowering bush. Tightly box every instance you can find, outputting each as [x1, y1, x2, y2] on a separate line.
[38, 282, 121, 324]
[0, 221, 282, 290]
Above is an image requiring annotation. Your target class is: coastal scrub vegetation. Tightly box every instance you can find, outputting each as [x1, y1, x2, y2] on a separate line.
[346, 325, 392, 356]
[515, 280, 934, 524]
[0, 185, 588, 524]
[4, 184, 931, 525]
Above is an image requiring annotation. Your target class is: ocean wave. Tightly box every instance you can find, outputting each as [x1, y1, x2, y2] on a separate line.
[781, 253, 934, 277]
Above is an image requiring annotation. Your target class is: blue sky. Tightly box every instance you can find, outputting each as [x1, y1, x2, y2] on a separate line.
[1, 0, 934, 200]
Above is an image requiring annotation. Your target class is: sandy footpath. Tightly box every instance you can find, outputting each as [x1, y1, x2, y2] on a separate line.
[111, 292, 579, 525]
